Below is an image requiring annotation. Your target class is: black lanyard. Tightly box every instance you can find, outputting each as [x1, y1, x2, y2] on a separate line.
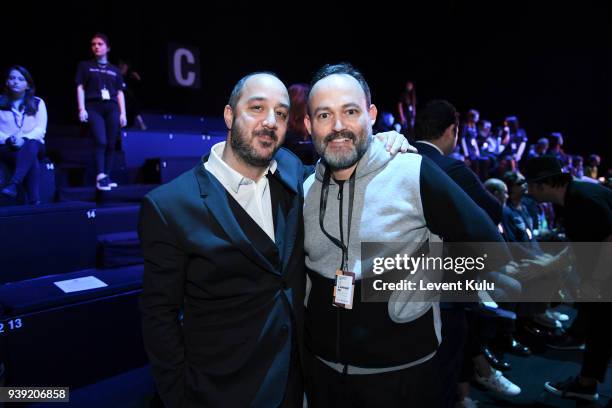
[95, 61, 109, 91]
[12, 108, 25, 130]
[319, 166, 356, 271]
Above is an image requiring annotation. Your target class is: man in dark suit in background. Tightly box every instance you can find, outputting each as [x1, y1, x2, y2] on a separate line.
[138, 72, 306, 408]
[414, 100, 523, 407]
[414, 100, 502, 225]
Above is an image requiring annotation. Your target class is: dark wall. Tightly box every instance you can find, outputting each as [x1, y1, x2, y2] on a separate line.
[2, 1, 610, 166]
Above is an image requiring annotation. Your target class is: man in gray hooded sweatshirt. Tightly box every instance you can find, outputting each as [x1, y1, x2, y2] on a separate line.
[302, 63, 514, 407]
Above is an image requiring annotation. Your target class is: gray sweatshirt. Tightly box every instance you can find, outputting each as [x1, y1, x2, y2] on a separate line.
[303, 137, 510, 372]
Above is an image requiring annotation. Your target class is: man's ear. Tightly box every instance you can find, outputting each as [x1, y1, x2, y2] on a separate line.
[223, 105, 233, 130]
[369, 104, 378, 126]
[304, 114, 312, 136]
[443, 124, 455, 140]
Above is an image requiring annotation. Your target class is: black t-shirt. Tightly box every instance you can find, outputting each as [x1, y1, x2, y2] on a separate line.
[75, 60, 126, 102]
[562, 181, 612, 242]
[503, 129, 528, 155]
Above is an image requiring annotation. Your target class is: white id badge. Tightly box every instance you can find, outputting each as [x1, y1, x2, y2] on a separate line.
[101, 88, 111, 100]
[333, 270, 355, 309]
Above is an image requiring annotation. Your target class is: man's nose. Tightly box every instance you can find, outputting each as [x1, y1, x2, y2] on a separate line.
[262, 110, 278, 129]
[333, 117, 345, 132]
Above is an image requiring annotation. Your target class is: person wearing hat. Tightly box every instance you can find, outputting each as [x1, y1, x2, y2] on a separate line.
[525, 156, 612, 402]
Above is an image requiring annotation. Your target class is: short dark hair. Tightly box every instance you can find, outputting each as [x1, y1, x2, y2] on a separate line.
[501, 171, 524, 192]
[537, 137, 549, 147]
[478, 120, 492, 129]
[414, 100, 459, 141]
[548, 132, 563, 149]
[308, 63, 371, 108]
[92, 32, 110, 47]
[227, 71, 280, 111]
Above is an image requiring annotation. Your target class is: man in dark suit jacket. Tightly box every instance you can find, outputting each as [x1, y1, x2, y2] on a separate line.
[138, 73, 306, 408]
[414, 101, 502, 225]
[414, 100, 517, 407]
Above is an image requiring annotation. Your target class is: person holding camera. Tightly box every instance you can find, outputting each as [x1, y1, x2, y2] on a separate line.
[0, 65, 47, 204]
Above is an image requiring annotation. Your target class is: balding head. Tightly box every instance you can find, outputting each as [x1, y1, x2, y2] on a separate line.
[484, 178, 508, 206]
[223, 72, 289, 171]
[228, 72, 288, 111]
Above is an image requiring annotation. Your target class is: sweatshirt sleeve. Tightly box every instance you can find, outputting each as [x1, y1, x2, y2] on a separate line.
[419, 155, 504, 243]
[446, 161, 503, 225]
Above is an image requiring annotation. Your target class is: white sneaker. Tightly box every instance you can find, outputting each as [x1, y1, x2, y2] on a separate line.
[546, 309, 570, 322]
[455, 397, 479, 408]
[96, 173, 118, 190]
[96, 174, 112, 191]
[534, 312, 562, 329]
[474, 369, 521, 397]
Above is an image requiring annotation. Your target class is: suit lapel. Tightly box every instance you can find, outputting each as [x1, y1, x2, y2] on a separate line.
[270, 159, 300, 273]
[195, 165, 278, 274]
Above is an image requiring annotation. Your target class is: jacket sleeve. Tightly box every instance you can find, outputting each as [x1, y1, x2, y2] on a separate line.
[419, 156, 519, 298]
[446, 161, 503, 225]
[138, 195, 186, 408]
[420, 156, 503, 244]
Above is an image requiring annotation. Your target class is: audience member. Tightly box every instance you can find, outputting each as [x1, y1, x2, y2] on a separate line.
[0, 66, 47, 204]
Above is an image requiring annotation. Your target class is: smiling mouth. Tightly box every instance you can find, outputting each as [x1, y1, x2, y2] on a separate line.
[327, 137, 355, 148]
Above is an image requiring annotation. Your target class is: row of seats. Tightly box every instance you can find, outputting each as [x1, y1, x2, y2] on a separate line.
[0, 112, 222, 389]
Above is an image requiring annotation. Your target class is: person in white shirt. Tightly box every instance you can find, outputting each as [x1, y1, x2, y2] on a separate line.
[0, 65, 47, 204]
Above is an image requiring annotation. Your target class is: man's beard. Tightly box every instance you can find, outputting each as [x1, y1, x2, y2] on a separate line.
[230, 121, 280, 168]
[314, 129, 370, 170]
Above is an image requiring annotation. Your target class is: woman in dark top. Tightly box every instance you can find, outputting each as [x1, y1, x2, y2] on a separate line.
[0, 66, 47, 204]
[76, 33, 127, 191]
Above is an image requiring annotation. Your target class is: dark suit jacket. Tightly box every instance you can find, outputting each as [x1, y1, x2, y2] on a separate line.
[138, 148, 306, 408]
[415, 141, 502, 225]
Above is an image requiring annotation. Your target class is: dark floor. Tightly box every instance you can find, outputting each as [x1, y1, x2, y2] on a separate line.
[25, 349, 611, 408]
[471, 350, 612, 407]
[25, 305, 612, 408]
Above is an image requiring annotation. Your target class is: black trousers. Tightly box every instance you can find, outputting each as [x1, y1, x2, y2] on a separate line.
[87, 100, 119, 176]
[432, 307, 468, 407]
[305, 350, 439, 408]
[575, 303, 612, 382]
[0, 139, 44, 202]
[282, 339, 303, 408]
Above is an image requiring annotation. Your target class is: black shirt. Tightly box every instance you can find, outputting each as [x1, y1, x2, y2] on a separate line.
[75, 60, 126, 102]
[502, 129, 528, 157]
[562, 181, 612, 242]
